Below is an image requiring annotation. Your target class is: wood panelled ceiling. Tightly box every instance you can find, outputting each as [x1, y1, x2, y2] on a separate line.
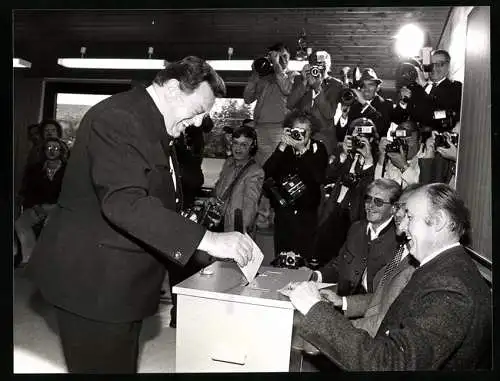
[13, 8, 451, 83]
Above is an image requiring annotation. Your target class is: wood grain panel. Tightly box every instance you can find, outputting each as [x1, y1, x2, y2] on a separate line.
[455, 6, 491, 262]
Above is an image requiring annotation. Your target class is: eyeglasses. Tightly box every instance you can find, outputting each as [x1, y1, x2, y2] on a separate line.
[46, 146, 61, 151]
[393, 201, 405, 211]
[364, 195, 392, 207]
[432, 62, 449, 68]
[232, 141, 252, 149]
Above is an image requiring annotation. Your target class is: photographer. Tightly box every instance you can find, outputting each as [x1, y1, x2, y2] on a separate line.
[393, 51, 462, 132]
[213, 125, 265, 236]
[243, 42, 297, 166]
[287, 50, 344, 156]
[334, 68, 394, 142]
[313, 117, 378, 265]
[263, 110, 328, 262]
[243, 42, 297, 230]
[419, 128, 459, 187]
[375, 120, 422, 188]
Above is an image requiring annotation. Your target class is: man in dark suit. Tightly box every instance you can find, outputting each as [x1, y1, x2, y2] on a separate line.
[393, 50, 462, 131]
[25, 56, 254, 373]
[319, 183, 421, 337]
[309, 178, 401, 296]
[334, 68, 394, 141]
[289, 183, 492, 370]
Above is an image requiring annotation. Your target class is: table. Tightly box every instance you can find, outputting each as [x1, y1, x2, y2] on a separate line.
[172, 261, 311, 372]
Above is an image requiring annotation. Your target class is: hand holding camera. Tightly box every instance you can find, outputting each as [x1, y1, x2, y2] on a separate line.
[435, 132, 458, 161]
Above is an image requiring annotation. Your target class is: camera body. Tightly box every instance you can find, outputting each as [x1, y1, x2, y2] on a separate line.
[432, 109, 457, 132]
[289, 127, 306, 141]
[309, 65, 324, 78]
[434, 132, 459, 149]
[351, 136, 364, 150]
[341, 172, 359, 188]
[386, 129, 409, 153]
[264, 173, 307, 208]
[181, 198, 224, 231]
[274, 251, 305, 269]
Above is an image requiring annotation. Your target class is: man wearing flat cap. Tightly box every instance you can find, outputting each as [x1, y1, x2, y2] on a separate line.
[287, 50, 345, 156]
[334, 68, 394, 141]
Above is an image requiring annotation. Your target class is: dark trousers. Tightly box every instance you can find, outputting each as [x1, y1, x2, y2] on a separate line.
[55, 306, 142, 373]
[274, 208, 318, 261]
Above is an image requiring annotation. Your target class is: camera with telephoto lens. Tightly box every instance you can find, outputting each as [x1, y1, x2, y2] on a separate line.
[340, 88, 357, 106]
[434, 132, 459, 149]
[253, 57, 274, 77]
[272, 251, 305, 269]
[385, 129, 409, 153]
[181, 197, 224, 231]
[263, 173, 307, 208]
[396, 62, 421, 103]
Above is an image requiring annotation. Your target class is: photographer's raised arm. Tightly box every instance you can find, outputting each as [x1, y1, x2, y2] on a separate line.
[243, 71, 261, 104]
[286, 75, 309, 110]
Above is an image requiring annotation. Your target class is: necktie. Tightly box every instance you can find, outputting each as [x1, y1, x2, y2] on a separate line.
[379, 244, 405, 286]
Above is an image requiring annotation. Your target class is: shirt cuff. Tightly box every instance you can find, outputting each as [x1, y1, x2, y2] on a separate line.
[342, 296, 348, 311]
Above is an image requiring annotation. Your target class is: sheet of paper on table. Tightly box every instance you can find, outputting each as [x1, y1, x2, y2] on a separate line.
[237, 233, 264, 283]
[277, 282, 337, 297]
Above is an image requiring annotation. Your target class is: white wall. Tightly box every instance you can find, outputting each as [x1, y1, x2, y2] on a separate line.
[437, 6, 474, 82]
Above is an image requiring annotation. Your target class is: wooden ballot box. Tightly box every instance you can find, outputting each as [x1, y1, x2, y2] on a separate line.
[173, 261, 311, 372]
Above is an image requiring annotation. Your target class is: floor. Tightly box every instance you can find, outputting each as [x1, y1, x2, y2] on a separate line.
[13, 229, 284, 374]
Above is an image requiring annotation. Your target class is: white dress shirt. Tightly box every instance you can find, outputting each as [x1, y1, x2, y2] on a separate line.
[419, 242, 461, 267]
[146, 85, 177, 192]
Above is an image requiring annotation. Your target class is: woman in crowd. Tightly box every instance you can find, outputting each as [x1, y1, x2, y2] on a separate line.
[213, 124, 264, 235]
[263, 110, 328, 263]
[18, 138, 68, 235]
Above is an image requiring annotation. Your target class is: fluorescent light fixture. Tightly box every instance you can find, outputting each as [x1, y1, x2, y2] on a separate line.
[57, 58, 308, 72]
[57, 58, 166, 70]
[207, 59, 308, 72]
[13, 58, 32, 68]
[57, 93, 112, 106]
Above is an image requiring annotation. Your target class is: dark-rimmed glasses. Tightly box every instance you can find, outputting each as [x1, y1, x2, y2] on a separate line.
[364, 195, 392, 207]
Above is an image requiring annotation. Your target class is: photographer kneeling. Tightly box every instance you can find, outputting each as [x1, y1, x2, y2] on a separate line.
[263, 110, 328, 264]
[313, 117, 378, 266]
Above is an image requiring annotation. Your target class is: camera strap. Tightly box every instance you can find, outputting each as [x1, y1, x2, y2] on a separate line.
[219, 159, 256, 202]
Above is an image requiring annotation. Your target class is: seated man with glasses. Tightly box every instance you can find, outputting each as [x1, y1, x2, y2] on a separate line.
[309, 178, 401, 297]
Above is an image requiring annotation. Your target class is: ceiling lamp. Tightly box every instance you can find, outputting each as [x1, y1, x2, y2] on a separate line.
[394, 24, 425, 58]
[58, 46, 167, 70]
[13, 58, 32, 68]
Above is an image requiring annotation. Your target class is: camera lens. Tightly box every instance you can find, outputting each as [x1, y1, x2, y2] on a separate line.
[253, 57, 273, 77]
[310, 67, 320, 77]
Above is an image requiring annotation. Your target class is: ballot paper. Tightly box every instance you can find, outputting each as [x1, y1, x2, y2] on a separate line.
[237, 234, 264, 283]
[277, 282, 337, 298]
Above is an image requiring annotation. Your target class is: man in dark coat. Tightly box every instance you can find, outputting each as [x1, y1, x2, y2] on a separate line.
[25, 56, 254, 373]
[289, 183, 491, 370]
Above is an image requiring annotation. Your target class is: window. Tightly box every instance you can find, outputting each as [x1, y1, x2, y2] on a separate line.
[51, 84, 255, 188]
[55, 93, 112, 149]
